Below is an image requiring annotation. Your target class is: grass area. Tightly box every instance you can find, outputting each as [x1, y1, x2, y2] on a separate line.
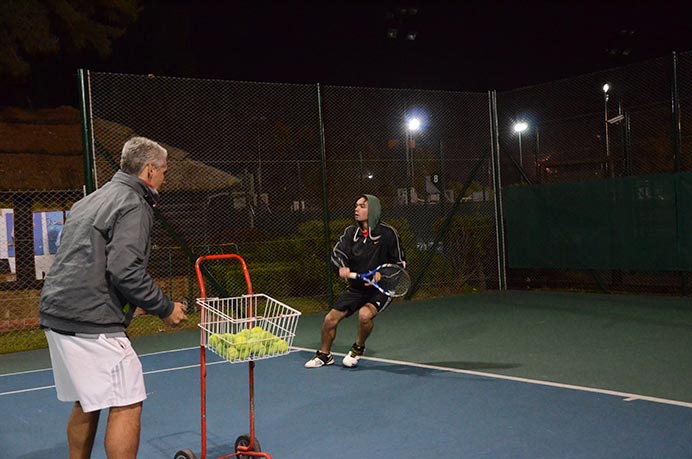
[0, 296, 329, 355]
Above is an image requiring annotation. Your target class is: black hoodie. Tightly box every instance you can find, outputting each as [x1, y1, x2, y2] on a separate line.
[331, 194, 406, 290]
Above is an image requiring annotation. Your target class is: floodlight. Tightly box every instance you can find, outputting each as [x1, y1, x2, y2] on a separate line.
[407, 118, 421, 131]
[513, 122, 528, 133]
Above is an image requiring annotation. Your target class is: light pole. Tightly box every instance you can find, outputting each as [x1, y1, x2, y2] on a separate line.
[405, 117, 420, 203]
[534, 126, 540, 182]
[513, 121, 528, 168]
[602, 83, 611, 177]
[254, 116, 266, 196]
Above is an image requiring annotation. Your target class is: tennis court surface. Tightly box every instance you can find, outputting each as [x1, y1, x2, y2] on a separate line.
[2, 291, 691, 458]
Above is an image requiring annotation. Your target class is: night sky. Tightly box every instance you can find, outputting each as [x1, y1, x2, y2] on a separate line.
[4, 0, 692, 108]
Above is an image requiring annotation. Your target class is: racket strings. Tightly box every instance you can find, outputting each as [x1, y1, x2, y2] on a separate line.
[378, 267, 411, 295]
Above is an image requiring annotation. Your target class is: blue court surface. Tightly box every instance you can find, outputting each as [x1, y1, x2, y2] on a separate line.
[1, 346, 691, 459]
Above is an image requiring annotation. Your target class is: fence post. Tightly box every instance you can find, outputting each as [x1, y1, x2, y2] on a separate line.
[671, 52, 682, 173]
[77, 69, 96, 194]
[316, 84, 334, 307]
[489, 91, 507, 290]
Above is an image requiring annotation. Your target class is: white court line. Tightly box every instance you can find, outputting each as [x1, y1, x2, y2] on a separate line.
[0, 359, 227, 397]
[294, 346, 692, 409]
[3, 346, 692, 409]
[0, 346, 199, 378]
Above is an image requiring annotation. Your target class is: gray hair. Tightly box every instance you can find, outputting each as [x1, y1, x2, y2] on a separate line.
[120, 137, 168, 175]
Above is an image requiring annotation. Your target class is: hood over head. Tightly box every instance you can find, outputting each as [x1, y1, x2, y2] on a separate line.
[362, 194, 381, 230]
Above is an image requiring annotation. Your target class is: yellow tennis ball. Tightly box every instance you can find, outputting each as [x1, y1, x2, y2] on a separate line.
[252, 343, 267, 357]
[225, 346, 239, 361]
[239, 347, 251, 360]
[276, 340, 289, 353]
[208, 334, 221, 351]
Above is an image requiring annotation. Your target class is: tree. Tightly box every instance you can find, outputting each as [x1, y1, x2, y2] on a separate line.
[0, 0, 141, 78]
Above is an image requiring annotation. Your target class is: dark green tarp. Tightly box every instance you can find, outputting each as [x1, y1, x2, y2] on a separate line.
[504, 172, 692, 271]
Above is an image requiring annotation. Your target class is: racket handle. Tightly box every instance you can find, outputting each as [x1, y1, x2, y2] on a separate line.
[348, 272, 358, 279]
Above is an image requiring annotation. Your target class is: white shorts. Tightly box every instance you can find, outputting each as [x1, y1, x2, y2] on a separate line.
[44, 329, 147, 413]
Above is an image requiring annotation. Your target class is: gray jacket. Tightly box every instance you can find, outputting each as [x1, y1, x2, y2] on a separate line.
[39, 170, 174, 334]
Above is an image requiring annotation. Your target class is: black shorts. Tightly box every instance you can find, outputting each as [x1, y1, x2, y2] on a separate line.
[333, 288, 392, 317]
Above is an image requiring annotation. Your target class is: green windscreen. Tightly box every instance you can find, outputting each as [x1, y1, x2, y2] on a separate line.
[504, 172, 692, 271]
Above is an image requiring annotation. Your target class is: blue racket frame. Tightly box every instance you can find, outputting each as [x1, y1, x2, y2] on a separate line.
[348, 263, 409, 297]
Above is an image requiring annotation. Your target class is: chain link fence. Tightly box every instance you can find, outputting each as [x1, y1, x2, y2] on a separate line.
[497, 52, 692, 295]
[1, 51, 690, 353]
[80, 73, 500, 342]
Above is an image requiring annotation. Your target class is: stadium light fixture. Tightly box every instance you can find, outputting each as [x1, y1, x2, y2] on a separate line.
[407, 117, 421, 132]
[404, 117, 421, 204]
[602, 83, 610, 94]
[513, 121, 529, 170]
[513, 121, 528, 133]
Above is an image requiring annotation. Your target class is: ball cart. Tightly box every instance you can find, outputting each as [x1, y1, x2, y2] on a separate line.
[175, 254, 301, 459]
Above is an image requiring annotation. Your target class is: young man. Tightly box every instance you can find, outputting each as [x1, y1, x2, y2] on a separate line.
[305, 194, 406, 369]
[39, 137, 188, 459]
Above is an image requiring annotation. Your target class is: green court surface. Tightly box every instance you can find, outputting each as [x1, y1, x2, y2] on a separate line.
[2, 290, 691, 404]
[293, 290, 692, 404]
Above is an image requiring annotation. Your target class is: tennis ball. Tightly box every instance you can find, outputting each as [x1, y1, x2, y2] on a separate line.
[221, 333, 234, 349]
[208, 334, 221, 351]
[276, 340, 289, 353]
[233, 335, 248, 345]
[238, 329, 251, 338]
[250, 326, 264, 337]
[266, 342, 277, 355]
[267, 340, 287, 355]
[251, 342, 265, 355]
[239, 346, 251, 360]
[225, 346, 239, 361]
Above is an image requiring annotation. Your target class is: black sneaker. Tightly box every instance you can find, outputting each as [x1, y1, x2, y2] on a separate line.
[304, 351, 335, 368]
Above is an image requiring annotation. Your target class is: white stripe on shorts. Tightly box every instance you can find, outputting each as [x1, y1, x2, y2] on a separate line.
[44, 329, 147, 413]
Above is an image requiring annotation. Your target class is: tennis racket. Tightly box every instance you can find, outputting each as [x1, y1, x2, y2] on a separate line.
[348, 263, 410, 297]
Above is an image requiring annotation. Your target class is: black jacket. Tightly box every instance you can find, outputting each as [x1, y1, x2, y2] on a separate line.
[331, 222, 406, 290]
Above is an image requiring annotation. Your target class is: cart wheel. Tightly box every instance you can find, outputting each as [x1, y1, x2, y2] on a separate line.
[235, 434, 262, 458]
[173, 449, 197, 459]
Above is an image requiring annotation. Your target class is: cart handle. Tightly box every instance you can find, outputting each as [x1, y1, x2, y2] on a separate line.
[194, 254, 254, 299]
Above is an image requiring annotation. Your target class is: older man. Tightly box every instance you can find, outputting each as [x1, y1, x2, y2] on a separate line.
[39, 137, 188, 459]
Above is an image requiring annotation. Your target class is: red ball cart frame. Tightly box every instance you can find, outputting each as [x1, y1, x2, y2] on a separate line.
[175, 254, 301, 459]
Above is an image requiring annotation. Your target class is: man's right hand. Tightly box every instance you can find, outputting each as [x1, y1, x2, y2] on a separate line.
[339, 267, 351, 280]
[163, 302, 188, 327]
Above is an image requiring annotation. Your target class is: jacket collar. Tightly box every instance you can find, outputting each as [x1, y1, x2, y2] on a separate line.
[111, 170, 160, 207]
